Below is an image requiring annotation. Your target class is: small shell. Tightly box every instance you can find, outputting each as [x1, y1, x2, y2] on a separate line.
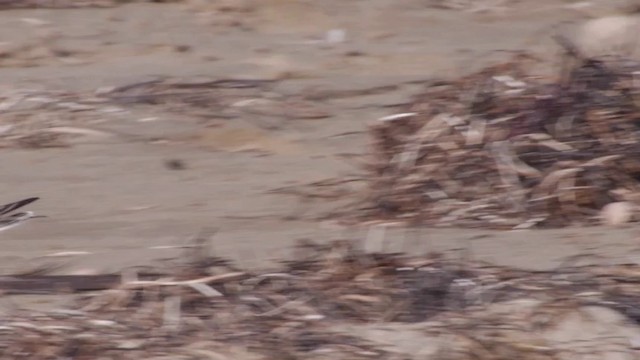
[600, 202, 634, 226]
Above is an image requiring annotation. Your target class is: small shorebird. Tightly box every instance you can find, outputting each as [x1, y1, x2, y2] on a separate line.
[0, 197, 45, 233]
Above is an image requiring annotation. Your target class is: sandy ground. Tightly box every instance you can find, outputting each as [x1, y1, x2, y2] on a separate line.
[0, 0, 640, 285]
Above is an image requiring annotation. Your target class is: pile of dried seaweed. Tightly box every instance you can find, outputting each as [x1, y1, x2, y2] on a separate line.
[2, 236, 640, 359]
[355, 51, 640, 229]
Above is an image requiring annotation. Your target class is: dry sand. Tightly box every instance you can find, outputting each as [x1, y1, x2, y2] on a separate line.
[0, 0, 639, 286]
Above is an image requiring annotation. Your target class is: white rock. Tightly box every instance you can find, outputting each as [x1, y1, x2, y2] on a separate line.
[572, 15, 640, 59]
[600, 201, 634, 226]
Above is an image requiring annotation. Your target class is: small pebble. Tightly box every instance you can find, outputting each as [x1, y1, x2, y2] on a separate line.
[164, 159, 187, 170]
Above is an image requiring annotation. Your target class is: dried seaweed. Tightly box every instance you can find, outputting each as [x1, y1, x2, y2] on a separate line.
[2, 234, 640, 359]
[97, 77, 330, 122]
[0, 76, 325, 149]
[0, 0, 181, 9]
[349, 51, 640, 228]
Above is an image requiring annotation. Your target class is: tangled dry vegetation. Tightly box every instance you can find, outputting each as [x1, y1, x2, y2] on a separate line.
[352, 43, 640, 229]
[0, 77, 327, 150]
[2, 234, 640, 359]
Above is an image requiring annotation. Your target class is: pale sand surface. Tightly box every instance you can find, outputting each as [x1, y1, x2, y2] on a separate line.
[0, 0, 638, 306]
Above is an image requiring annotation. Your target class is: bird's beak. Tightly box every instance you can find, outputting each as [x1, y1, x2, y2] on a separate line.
[32, 215, 47, 219]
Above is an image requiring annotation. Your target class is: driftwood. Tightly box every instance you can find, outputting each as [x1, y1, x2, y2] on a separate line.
[0, 273, 173, 294]
[0, 275, 122, 294]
